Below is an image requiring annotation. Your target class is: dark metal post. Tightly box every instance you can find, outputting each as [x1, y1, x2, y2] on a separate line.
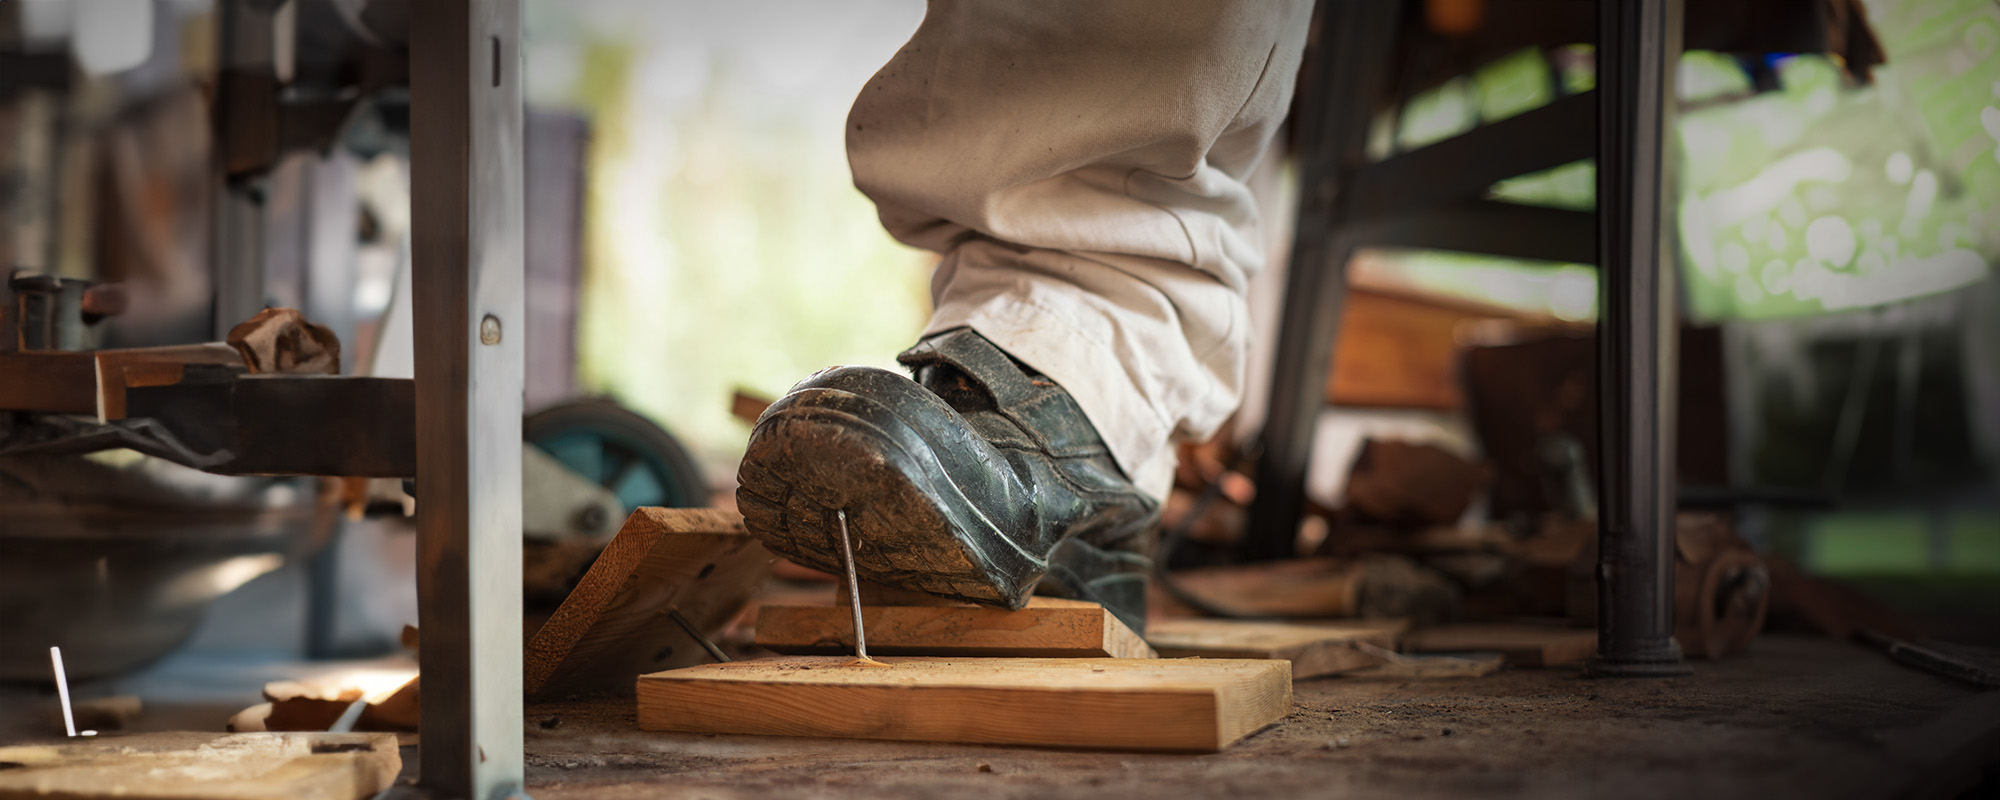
[1591, 0, 1690, 677]
[410, 0, 528, 795]
[1245, 0, 1401, 561]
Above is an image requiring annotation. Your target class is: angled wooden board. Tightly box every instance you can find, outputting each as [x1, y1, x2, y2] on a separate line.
[637, 656, 1291, 752]
[524, 507, 776, 700]
[1401, 621, 1597, 666]
[755, 596, 1156, 659]
[1146, 618, 1408, 678]
[0, 732, 399, 800]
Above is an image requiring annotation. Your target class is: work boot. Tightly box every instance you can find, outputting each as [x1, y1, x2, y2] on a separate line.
[736, 327, 1158, 632]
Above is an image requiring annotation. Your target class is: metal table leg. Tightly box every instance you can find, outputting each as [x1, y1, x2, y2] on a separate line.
[409, 0, 528, 795]
[1590, 0, 1690, 677]
[1244, 0, 1402, 561]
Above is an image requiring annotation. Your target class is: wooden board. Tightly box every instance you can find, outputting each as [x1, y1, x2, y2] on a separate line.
[637, 656, 1291, 752]
[755, 596, 1156, 659]
[1151, 558, 1361, 618]
[1326, 286, 1524, 410]
[0, 732, 398, 800]
[524, 507, 775, 700]
[1401, 621, 1597, 666]
[1146, 618, 1408, 678]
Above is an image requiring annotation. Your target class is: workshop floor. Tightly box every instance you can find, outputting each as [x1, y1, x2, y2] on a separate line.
[516, 636, 2000, 800]
[1, 634, 1994, 798]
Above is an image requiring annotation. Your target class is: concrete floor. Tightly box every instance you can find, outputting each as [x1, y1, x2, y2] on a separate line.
[515, 636, 2000, 800]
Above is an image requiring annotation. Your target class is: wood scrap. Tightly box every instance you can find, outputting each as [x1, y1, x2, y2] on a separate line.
[1341, 439, 1491, 526]
[637, 656, 1291, 752]
[1152, 558, 1359, 619]
[228, 676, 419, 733]
[225, 307, 340, 375]
[523, 507, 775, 700]
[755, 596, 1155, 659]
[730, 389, 773, 425]
[1401, 621, 1596, 667]
[1325, 286, 1524, 411]
[0, 732, 398, 800]
[1146, 619, 1407, 679]
[1564, 513, 1773, 658]
[1155, 555, 1460, 626]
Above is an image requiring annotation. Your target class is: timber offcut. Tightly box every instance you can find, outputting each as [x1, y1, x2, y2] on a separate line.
[637, 656, 1292, 751]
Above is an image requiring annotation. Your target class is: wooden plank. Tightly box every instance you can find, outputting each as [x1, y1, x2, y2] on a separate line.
[1146, 619, 1407, 679]
[0, 732, 399, 800]
[1327, 287, 1523, 411]
[1151, 558, 1361, 618]
[523, 507, 775, 700]
[1401, 622, 1597, 666]
[755, 597, 1156, 659]
[637, 656, 1291, 752]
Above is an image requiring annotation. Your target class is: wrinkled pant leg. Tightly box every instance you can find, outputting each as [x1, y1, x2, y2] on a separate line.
[847, 0, 1313, 499]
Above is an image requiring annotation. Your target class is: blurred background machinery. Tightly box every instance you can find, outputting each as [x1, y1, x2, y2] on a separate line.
[0, 0, 708, 679]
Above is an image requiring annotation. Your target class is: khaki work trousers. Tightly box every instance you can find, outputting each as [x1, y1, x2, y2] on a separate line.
[848, 0, 1315, 499]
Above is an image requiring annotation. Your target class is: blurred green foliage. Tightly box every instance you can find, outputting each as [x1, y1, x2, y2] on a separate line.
[531, 11, 933, 480]
[1367, 0, 2000, 323]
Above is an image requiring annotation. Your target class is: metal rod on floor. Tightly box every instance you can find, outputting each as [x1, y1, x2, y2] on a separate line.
[668, 608, 731, 664]
[49, 647, 76, 738]
[1590, 0, 1691, 678]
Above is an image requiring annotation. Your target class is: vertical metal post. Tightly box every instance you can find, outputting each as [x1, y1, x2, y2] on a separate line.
[1590, 0, 1690, 677]
[211, 0, 276, 339]
[1245, 0, 1401, 561]
[409, 0, 527, 796]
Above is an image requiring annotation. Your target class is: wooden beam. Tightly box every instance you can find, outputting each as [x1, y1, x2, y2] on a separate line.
[0, 732, 399, 800]
[755, 597, 1155, 659]
[637, 656, 1292, 752]
[524, 507, 775, 700]
[1347, 91, 1596, 222]
[1345, 201, 1598, 265]
[1401, 622, 1598, 666]
[1147, 619, 1407, 679]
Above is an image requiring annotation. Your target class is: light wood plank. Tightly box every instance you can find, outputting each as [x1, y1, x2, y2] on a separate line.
[637, 656, 1290, 752]
[1401, 622, 1597, 666]
[755, 597, 1155, 659]
[0, 732, 398, 800]
[523, 507, 775, 700]
[1147, 618, 1408, 678]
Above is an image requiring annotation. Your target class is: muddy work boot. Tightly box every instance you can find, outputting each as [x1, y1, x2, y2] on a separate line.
[736, 327, 1158, 632]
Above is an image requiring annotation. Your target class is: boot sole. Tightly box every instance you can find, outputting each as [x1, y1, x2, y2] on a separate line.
[736, 372, 1043, 607]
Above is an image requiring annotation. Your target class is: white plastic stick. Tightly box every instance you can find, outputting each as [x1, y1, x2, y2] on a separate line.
[49, 647, 76, 737]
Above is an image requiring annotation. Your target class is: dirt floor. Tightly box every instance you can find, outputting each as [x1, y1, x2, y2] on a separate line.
[2, 634, 1993, 799]
[515, 635, 2000, 800]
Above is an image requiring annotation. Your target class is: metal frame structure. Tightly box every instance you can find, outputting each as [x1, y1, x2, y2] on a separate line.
[408, 0, 528, 796]
[1589, 0, 1689, 677]
[1242, 0, 1403, 562]
[1248, 0, 1688, 676]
